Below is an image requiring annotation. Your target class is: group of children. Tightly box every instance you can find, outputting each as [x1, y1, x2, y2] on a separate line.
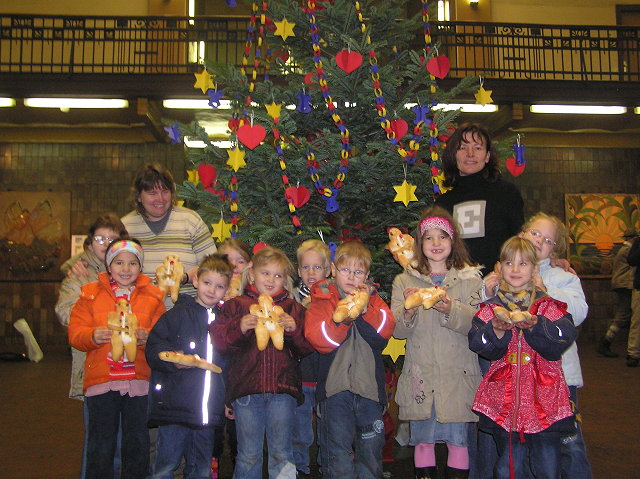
[66, 206, 589, 479]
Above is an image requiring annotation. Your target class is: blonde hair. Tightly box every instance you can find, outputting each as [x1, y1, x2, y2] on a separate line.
[413, 205, 476, 274]
[218, 238, 252, 263]
[522, 212, 567, 258]
[333, 241, 371, 272]
[250, 246, 295, 294]
[296, 239, 331, 268]
[499, 236, 538, 265]
[198, 254, 234, 281]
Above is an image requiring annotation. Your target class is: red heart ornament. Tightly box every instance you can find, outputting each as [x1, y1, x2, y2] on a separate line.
[426, 55, 450, 79]
[197, 164, 217, 187]
[285, 185, 311, 208]
[335, 49, 363, 74]
[505, 157, 526, 177]
[237, 123, 266, 150]
[389, 119, 408, 140]
[253, 242, 269, 254]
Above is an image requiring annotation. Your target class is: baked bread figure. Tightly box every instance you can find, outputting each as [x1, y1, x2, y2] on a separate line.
[224, 273, 243, 300]
[158, 351, 222, 373]
[107, 299, 138, 362]
[333, 287, 370, 323]
[492, 306, 534, 324]
[249, 294, 285, 351]
[404, 287, 447, 310]
[155, 254, 184, 303]
[387, 227, 418, 270]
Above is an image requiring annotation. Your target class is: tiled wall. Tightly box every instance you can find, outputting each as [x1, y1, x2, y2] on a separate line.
[1, 142, 639, 349]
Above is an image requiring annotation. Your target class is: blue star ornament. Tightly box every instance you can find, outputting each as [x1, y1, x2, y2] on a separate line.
[207, 89, 225, 108]
[164, 122, 182, 145]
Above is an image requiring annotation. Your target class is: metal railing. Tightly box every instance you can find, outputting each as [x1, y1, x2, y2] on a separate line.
[1, 14, 639, 81]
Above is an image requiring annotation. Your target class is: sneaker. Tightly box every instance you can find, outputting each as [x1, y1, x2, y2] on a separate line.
[210, 457, 219, 479]
[626, 356, 639, 367]
[597, 337, 619, 357]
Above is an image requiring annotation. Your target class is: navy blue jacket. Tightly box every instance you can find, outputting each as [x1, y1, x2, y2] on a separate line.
[146, 294, 227, 428]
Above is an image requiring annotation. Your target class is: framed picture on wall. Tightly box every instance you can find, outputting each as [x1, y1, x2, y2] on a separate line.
[0, 191, 70, 281]
[564, 193, 640, 277]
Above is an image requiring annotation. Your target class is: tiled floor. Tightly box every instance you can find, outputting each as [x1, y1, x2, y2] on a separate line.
[1, 335, 637, 479]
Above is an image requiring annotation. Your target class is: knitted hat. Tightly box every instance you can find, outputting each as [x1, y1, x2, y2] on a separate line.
[106, 240, 144, 268]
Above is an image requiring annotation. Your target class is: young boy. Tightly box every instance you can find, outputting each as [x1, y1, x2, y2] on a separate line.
[292, 239, 331, 478]
[305, 241, 396, 479]
[145, 254, 233, 479]
[469, 237, 577, 479]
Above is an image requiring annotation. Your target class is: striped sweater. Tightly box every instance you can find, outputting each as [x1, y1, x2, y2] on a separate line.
[122, 206, 216, 308]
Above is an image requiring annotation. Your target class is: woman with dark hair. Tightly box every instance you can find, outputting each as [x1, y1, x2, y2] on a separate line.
[435, 123, 524, 276]
[121, 163, 217, 308]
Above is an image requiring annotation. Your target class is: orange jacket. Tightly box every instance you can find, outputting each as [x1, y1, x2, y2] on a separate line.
[68, 272, 166, 391]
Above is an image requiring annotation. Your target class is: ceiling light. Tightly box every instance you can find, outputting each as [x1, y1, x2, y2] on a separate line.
[0, 97, 16, 107]
[530, 104, 627, 114]
[163, 99, 232, 110]
[184, 137, 233, 149]
[433, 103, 498, 113]
[635, 107, 640, 114]
[24, 98, 128, 109]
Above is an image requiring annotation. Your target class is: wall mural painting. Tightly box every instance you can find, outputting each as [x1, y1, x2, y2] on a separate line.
[565, 193, 640, 277]
[0, 192, 70, 281]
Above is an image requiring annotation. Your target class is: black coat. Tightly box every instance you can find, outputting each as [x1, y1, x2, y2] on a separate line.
[146, 294, 227, 428]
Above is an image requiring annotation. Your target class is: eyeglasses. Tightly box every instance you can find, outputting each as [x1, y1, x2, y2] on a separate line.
[93, 235, 116, 245]
[528, 230, 557, 247]
[336, 267, 367, 279]
[300, 265, 327, 272]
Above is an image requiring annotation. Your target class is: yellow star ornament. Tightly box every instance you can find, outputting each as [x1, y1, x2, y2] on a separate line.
[226, 147, 247, 172]
[265, 102, 282, 119]
[211, 218, 232, 242]
[194, 69, 215, 94]
[274, 18, 296, 41]
[474, 86, 493, 106]
[382, 337, 406, 362]
[187, 169, 199, 185]
[393, 179, 418, 207]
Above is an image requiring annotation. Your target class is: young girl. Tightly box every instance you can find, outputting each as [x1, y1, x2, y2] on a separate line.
[146, 254, 233, 479]
[211, 246, 314, 479]
[391, 206, 483, 479]
[68, 237, 166, 479]
[218, 238, 253, 300]
[469, 236, 577, 479]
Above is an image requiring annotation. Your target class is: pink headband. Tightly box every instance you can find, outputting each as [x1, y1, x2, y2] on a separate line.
[419, 217, 454, 239]
[106, 240, 144, 268]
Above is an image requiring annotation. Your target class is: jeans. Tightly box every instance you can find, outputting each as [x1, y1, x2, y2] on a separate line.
[493, 428, 563, 479]
[85, 391, 149, 479]
[152, 424, 215, 479]
[560, 387, 593, 479]
[318, 391, 385, 479]
[467, 423, 498, 479]
[292, 385, 316, 474]
[232, 393, 297, 479]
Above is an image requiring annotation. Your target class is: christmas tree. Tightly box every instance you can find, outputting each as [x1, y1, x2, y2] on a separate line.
[173, 0, 479, 295]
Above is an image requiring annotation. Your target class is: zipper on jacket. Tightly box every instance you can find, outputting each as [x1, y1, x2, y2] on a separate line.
[512, 330, 523, 432]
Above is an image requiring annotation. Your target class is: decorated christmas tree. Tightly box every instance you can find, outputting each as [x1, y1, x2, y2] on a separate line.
[172, 0, 481, 295]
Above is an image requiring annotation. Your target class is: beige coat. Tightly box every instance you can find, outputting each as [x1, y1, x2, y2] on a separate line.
[391, 266, 483, 423]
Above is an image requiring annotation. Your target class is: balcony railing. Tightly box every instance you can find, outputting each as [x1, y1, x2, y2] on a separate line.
[1, 14, 639, 81]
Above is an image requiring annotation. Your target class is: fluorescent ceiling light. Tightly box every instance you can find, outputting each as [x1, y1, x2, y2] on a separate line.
[163, 99, 232, 110]
[184, 138, 233, 149]
[404, 102, 497, 113]
[24, 98, 128, 109]
[530, 104, 627, 114]
[0, 97, 16, 107]
[635, 107, 640, 114]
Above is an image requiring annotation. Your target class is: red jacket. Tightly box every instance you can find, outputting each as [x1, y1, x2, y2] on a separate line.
[211, 286, 314, 405]
[68, 272, 166, 391]
[469, 294, 576, 434]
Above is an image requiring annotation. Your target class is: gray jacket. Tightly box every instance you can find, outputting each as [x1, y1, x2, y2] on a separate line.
[391, 266, 483, 423]
[611, 241, 635, 290]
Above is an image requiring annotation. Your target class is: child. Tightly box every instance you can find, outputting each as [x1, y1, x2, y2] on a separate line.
[305, 240, 396, 479]
[145, 254, 233, 479]
[391, 206, 483, 479]
[469, 237, 577, 479]
[292, 239, 331, 478]
[519, 213, 592, 479]
[218, 238, 253, 300]
[211, 246, 314, 479]
[68, 238, 166, 479]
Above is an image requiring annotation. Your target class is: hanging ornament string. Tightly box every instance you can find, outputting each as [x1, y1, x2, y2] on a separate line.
[421, 0, 437, 95]
[354, 1, 424, 165]
[305, 0, 352, 211]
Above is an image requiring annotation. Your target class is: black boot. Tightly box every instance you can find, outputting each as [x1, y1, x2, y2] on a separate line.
[445, 466, 469, 479]
[415, 466, 437, 479]
[597, 337, 618, 357]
